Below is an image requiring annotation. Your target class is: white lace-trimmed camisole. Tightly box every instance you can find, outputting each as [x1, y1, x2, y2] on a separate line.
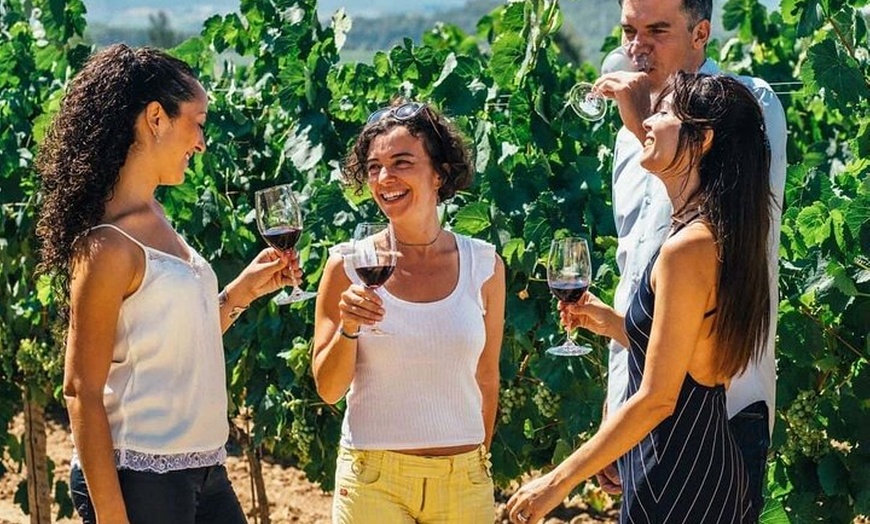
[74, 224, 230, 473]
[336, 233, 496, 450]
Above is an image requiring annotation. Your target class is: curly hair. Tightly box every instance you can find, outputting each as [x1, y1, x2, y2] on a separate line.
[659, 72, 772, 379]
[35, 44, 200, 310]
[341, 100, 474, 203]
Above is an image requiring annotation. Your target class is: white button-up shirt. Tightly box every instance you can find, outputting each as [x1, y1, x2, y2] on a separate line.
[607, 60, 787, 434]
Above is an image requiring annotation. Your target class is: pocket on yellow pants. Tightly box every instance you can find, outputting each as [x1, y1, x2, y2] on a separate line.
[336, 452, 381, 487]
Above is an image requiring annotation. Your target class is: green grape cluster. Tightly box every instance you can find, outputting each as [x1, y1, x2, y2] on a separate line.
[532, 383, 561, 419]
[499, 385, 529, 425]
[286, 399, 315, 467]
[783, 390, 830, 461]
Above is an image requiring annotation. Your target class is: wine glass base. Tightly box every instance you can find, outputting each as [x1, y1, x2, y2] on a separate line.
[546, 344, 592, 357]
[567, 83, 607, 121]
[273, 288, 317, 305]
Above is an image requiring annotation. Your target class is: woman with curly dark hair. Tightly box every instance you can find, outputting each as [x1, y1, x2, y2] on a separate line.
[36, 44, 300, 524]
[312, 101, 505, 523]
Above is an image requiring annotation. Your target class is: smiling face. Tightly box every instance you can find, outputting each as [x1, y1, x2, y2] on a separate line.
[156, 81, 208, 185]
[365, 125, 442, 223]
[639, 96, 684, 175]
[620, 0, 710, 92]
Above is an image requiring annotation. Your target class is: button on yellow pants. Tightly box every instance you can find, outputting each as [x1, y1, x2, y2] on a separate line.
[332, 446, 495, 523]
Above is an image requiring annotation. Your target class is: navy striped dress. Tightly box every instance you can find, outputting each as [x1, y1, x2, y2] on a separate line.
[617, 248, 756, 523]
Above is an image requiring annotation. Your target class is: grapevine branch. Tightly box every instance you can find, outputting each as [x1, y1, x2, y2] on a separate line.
[798, 304, 864, 360]
[825, 7, 870, 90]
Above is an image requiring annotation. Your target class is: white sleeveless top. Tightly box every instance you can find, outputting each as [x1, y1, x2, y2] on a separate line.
[337, 233, 496, 450]
[82, 224, 229, 472]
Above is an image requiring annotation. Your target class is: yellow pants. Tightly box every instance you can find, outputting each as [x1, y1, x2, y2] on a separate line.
[331, 446, 495, 523]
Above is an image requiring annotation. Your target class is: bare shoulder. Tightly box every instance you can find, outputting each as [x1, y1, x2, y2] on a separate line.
[660, 222, 716, 263]
[490, 253, 505, 280]
[317, 251, 352, 291]
[70, 226, 142, 292]
[657, 222, 718, 282]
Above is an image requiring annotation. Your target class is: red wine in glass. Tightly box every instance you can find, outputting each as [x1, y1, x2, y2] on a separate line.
[355, 265, 396, 288]
[350, 223, 397, 336]
[254, 184, 317, 304]
[262, 226, 302, 252]
[546, 237, 593, 356]
[549, 280, 589, 303]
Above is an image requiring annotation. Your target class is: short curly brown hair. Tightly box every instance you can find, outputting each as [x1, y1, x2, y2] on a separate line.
[341, 100, 474, 203]
[35, 44, 200, 311]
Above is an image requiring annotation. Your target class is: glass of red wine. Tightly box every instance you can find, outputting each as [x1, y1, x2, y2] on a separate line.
[546, 237, 592, 356]
[254, 184, 317, 305]
[349, 223, 397, 336]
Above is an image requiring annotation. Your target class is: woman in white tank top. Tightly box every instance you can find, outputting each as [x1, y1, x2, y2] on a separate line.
[35, 45, 300, 524]
[313, 101, 506, 523]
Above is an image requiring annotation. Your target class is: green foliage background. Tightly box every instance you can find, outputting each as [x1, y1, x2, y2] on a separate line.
[0, 0, 867, 521]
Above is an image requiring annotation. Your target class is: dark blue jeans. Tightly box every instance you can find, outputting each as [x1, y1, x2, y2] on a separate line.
[70, 463, 246, 524]
[728, 400, 770, 516]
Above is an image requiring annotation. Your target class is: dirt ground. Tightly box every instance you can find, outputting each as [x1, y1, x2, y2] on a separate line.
[0, 414, 616, 523]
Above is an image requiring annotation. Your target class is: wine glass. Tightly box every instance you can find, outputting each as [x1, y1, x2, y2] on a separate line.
[254, 184, 317, 304]
[349, 223, 398, 336]
[546, 237, 593, 357]
[567, 45, 649, 121]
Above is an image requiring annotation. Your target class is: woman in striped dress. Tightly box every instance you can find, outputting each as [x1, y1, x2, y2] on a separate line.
[508, 73, 773, 523]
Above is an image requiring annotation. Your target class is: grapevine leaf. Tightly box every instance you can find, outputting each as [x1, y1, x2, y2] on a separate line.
[452, 202, 491, 235]
[781, 0, 826, 36]
[551, 438, 573, 464]
[827, 260, 859, 296]
[502, 237, 527, 268]
[722, 0, 747, 32]
[54, 480, 73, 519]
[795, 202, 831, 247]
[285, 115, 328, 173]
[854, 120, 870, 158]
[523, 201, 555, 250]
[489, 33, 525, 89]
[800, 39, 870, 112]
[817, 455, 849, 496]
[830, 207, 848, 251]
[474, 120, 493, 173]
[758, 498, 790, 524]
[842, 190, 870, 240]
[722, 0, 767, 40]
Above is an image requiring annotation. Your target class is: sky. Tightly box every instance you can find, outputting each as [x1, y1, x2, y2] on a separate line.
[84, 0, 783, 30]
[84, 0, 473, 29]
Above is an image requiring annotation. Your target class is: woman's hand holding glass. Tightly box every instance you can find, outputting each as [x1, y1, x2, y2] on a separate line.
[546, 237, 593, 356]
[254, 184, 317, 304]
[558, 291, 622, 343]
[337, 283, 385, 336]
[232, 247, 303, 305]
[342, 223, 397, 336]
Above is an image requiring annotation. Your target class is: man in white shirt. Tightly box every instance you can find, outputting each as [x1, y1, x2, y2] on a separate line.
[575, 0, 787, 511]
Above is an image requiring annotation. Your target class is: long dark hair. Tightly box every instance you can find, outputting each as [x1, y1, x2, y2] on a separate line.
[665, 72, 772, 378]
[342, 99, 474, 203]
[35, 44, 200, 311]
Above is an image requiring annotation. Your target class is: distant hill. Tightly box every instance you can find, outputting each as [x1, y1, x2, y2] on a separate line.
[326, 0, 763, 66]
[84, 0, 780, 65]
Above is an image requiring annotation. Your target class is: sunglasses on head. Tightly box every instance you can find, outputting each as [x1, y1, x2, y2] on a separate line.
[366, 102, 428, 124]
